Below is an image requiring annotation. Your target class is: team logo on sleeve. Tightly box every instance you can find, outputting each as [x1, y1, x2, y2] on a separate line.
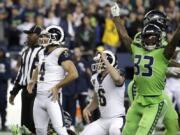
[64, 51, 69, 58]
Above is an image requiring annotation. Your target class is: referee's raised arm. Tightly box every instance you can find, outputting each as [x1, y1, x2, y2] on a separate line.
[9, 25, 43, 134]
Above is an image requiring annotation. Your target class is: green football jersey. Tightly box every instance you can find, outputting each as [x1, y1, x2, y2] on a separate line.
[131, 32, 169, 97]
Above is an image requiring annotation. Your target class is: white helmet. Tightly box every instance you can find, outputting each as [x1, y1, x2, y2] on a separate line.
[39, 25, 65, 47]
[91, 50, 118, 73]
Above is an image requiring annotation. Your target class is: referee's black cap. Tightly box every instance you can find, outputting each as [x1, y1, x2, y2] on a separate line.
[23, 25, 42, 35]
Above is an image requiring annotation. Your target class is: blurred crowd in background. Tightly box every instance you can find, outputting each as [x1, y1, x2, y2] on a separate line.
[0, 0, 180, 131]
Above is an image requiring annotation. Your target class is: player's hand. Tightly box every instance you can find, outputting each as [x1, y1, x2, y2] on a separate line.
[167, 67, 180, 76]
[9, 95, 15, 105]
[111, 3, 121, 17]
[49, 85, 59, 102]
[101, 53, 108, 63]
[27, 81, 35, 94]
[83, 108, 91, 123]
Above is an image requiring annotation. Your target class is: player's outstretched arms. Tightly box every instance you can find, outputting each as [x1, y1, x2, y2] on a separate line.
[164, 24, 180, 59]
[83, 92, 98, 123]
[27, 67, 38, 94]
[111, 3, 133, 53]
[101, 53, 125, 86]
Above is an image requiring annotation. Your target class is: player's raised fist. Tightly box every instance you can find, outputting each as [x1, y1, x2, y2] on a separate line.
[111, 3, 120, 17]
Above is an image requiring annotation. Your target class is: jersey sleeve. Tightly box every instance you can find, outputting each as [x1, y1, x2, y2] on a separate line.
[58, 50, 71, 65]
[116, 69, 125, 87]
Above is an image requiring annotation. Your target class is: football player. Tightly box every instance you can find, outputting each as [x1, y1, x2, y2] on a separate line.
[27, 25, 78, 135]
[128, 79, 179, 135]
[111, 3, 180, 135]
[128, 10, 179, 135]
[80, 50, 126, 135]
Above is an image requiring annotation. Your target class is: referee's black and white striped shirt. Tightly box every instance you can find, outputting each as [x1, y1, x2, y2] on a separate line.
[10, 45, 43, 96]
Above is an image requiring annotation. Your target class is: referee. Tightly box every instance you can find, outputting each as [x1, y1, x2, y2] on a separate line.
[9, 25, 43, 134]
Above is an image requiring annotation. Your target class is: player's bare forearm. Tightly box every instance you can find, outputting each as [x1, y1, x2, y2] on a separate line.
[164, 24, 180, 59]
[85, 93, 98, 112]
[31, 67, 39, 82]
[112, 16, 132, 53]
[102, 53, 124, 85]
[56, 60, 78, 89]
[27, 67, 38, 94]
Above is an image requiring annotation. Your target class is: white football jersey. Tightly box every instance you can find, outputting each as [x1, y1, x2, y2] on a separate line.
[37, 47, 68, 94]
[166, 51, 180, 92]
[91, 73, 125, 118]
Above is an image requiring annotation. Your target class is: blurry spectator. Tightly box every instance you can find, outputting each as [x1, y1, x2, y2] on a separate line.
[158, 4, 166, 12]
[55, 0, 67, 18]
[16, 14, 34, 46]
[166, 0, 178, 19]
[4, 0, 15, 22]
[102, 7, 119, 53]
[73, 3, 84, 28]
[0, 2, 7, 43]
[21, 1, 37, 21]
[94, 16, 105, 47]
[126, 12, 137, 38]
[166, 0, 179, 32]
[75, 15, 96, 51]
[90, 0, 102, 14]
[9, 5, 22, 26]
[62, 76, 77, 128]
[6, 6, 21, 51]
[73, 47, 91, 124]
[44, 11, 60, 26]
[34, 0, 46, 15]
[0, 48, 11, 131]
[135, 0, 145, 13]
[118, 0, 132, 16]
[47, 1, 57, 15]
[60, 13, 75, 49]
[86, 4, 98, 29]
[35, 14, 44, 27]
[68, 0, 78, 13]
[6, 22, 21, 52]
[127, 10, 143, 37]
[62, 47, 91, 127]
[149, 0, 168, 9]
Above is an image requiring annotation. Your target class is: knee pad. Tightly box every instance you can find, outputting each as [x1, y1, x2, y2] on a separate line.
[36, 128, 47, 135]
[109, 125, 122, 135]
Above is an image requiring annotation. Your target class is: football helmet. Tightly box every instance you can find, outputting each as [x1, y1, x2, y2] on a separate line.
[142, 23, 162, 50]
[38, 25, 65, 47]
[143, 10, 168, 32]
[91, 50, 118, 73]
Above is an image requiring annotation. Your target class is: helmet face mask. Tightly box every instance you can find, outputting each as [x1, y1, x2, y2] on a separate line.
[39, 25, 65, 47]
[38, 30, 51, 47]
[142, 24, 162, 50]
[91, 53, 106, 73]
[142, 34, 160, 50]
[46, 25, 65, 45]
[91, 50, 117, 73]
